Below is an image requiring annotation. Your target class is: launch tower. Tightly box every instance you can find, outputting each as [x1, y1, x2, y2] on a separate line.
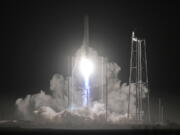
[127, 32, 150, 123]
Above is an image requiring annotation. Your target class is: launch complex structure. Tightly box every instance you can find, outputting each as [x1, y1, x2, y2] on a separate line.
[66, 16, 151, 123]
[128, 32, 151, 123]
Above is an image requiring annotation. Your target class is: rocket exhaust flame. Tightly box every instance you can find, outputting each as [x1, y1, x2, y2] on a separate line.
[79, 57, 94, 80]
[79, 56, 94, 106]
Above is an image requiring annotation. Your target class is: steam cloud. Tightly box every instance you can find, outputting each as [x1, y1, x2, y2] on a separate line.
[15, 45, 148, 127]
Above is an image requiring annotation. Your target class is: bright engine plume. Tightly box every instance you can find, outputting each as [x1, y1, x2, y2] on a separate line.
[79, 57, 94, 80]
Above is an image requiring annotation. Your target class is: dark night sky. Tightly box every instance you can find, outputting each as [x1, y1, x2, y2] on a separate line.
[1, 1, 179, 123]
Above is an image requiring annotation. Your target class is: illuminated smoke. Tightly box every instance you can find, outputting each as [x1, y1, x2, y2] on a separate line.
[15, 45, 148, 126]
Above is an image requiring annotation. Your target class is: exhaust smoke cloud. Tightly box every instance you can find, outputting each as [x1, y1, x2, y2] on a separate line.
[15, 45, 148, 127]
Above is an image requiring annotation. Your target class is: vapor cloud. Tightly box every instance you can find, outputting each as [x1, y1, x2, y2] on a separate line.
[15, 45, 148, 126]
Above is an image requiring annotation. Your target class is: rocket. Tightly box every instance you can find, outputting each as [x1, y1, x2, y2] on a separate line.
[82, 15, 89, 55]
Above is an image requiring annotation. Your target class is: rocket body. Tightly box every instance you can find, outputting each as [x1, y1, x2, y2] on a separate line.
[82, 15, 89, 56]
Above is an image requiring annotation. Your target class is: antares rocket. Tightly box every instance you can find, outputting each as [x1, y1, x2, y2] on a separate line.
[82, 15, 89, 56]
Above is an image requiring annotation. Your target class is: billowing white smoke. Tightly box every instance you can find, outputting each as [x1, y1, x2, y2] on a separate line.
[15, 45, 148, 126]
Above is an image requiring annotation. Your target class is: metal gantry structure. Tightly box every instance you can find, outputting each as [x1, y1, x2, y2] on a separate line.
[128, 32, 151, 123]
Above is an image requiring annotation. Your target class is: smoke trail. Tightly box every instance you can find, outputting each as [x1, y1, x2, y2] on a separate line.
[15, 45, 148, 126]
